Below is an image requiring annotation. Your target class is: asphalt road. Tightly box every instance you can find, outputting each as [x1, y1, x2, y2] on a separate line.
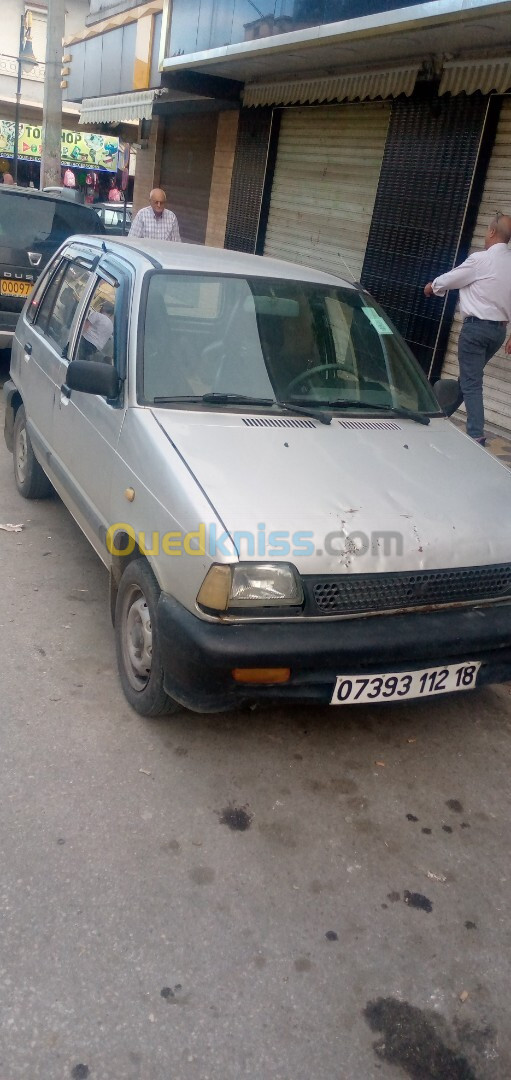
[1, 356, 511, 1080]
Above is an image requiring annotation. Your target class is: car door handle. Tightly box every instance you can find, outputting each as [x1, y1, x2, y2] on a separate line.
[60, 383, 71, 399]
[24, 342, 32, 355]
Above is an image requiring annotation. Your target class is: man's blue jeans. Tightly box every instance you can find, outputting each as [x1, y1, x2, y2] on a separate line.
[458, 318, 507, 439]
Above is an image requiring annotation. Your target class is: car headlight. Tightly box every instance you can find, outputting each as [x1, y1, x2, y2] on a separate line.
[197, 563, 303, 612]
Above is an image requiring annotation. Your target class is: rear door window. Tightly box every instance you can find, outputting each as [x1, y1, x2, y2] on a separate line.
[26, 259, 61, 325]
[102, 208, 127, 229]
[33, 260, 68, 331]
[35, 260, 92, 351]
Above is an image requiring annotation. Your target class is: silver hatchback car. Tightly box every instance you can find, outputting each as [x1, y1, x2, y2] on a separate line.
[5, 237, 511, 716]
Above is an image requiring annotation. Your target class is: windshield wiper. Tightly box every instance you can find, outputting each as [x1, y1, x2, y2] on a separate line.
[153, 393, 332, 425]
[293, 397, 430, 426]
[153, 393, 273, 405]
[277, 400, 332, 425]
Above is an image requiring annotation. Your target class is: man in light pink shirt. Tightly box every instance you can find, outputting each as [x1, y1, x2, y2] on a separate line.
[424, 213, 511, 445]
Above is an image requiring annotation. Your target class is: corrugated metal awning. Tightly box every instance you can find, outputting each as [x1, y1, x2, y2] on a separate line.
[79, 89, 158, 123]
[243, 65, 419, 107]
[439, 56, 511, 96]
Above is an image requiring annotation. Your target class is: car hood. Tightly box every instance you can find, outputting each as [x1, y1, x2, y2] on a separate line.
[152, 409, 511, 574]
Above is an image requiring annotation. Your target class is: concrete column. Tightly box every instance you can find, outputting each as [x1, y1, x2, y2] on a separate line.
[205, 111, 240, 249]
[40, 0, 65, 189]
[132, 115, 164, 215]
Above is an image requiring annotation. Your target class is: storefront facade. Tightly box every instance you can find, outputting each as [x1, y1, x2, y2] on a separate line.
[65, 0, 165, 211]
[221, 86, 497, 377]
[154, 0, 511, 429]
[0, 118, 120, 195]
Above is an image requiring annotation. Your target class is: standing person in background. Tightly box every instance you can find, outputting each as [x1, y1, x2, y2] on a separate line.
[129, 188, 181, 241]
[108, 179, 122, 203]
[424, 213, 511, 445]
[2, 173, 14, 185]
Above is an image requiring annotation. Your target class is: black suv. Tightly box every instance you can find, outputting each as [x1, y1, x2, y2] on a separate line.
[0, 187, 105, 350]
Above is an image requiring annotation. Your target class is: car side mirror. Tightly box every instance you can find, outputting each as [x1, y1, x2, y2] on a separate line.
[433, 378, 463, 417]
[65, 359, 121, 399]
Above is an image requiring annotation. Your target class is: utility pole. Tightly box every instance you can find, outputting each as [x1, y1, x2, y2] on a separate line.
[40, 0, 66, 189]
[12, 15, 25, 185]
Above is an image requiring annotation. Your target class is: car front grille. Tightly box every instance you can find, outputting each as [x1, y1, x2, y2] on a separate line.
[305, 564, 511, 616]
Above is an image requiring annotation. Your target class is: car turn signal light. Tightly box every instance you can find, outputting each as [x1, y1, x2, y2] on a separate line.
[231, 668, 291, 684]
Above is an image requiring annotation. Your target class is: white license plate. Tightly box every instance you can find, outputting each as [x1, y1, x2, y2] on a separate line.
[330, 662, 481, 705]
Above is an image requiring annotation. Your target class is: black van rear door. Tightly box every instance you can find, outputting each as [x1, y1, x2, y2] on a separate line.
[0, 192, 104, 326]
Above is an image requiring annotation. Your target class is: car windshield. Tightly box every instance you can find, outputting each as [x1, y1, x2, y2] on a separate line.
[140, 272, 441, 415]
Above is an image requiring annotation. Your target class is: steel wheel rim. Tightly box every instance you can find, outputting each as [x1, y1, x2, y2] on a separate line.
[121, 584, 153, 692]
[15, 425, 28, 484]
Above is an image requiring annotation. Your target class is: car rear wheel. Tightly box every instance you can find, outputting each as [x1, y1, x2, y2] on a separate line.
[115, 558, 179, 717]
[13, 405, 52, 499]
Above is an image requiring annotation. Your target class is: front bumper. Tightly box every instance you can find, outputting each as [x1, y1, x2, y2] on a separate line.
[157, 593, 511, 712]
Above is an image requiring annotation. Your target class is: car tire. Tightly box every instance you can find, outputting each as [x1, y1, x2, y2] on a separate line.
[115, 558, 179, 717]
[13, 405, 53, 499]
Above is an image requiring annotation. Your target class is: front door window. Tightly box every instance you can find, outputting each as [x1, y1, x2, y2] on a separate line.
[76, 279, 117, 365]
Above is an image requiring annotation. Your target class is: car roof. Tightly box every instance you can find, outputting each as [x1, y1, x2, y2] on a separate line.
[0, 186, 99, 214]
[95, 202, 131, 210]
[71, 236, 356, 289]
[0, 186, 57, 199]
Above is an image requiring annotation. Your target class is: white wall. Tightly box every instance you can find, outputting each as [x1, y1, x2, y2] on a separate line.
[88, 0, 141, 19]
[0, 0, 88, 109]
[65, 0, 91, 37]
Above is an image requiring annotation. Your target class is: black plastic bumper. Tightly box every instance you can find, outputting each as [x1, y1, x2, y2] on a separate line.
[3, 378, 18, 452]
[0, 310, 19, 349]
[157, 593, 511, 712]
[0, 309, 19, 333]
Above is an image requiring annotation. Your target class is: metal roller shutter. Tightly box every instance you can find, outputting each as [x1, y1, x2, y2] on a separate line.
[160, 114, 218, 246]
[263, 102, 390, 281]
[441, 96, 511, 434]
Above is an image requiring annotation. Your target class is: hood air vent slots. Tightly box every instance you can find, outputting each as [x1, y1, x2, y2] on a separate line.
[241, 417, 402, 430]
[337, 420, 401, 431]
[242, 416, 316, 429]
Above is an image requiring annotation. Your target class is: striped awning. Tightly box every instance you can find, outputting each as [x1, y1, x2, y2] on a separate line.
[439, 56, 511, 96]
[242, 65, 419, 107]
[79, 89, 158, 124]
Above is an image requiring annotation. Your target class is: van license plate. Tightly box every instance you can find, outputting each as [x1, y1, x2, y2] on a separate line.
[331, 662, 481, 704]
[0, 279, 33, 298]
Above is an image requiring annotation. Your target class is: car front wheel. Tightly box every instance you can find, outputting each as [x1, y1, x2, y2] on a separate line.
[13, 405, 52, 499]
[115, 558, 179, 717]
